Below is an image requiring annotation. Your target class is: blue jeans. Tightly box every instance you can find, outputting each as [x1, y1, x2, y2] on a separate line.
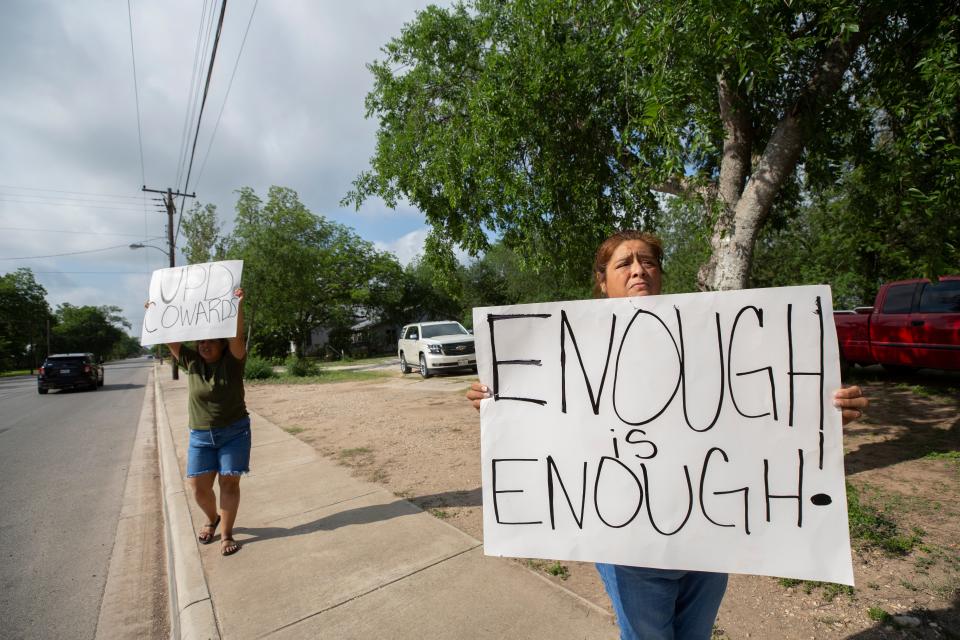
[186, 416, 251, 477]
[596, 564, 728, 640]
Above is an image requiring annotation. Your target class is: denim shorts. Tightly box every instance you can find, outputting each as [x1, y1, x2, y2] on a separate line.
[596, 564, 728, 640]
[186, 416, 251, 477]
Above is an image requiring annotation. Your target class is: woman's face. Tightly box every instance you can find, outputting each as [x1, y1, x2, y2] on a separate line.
[197, 339, 226, 363]
[601, 239, 663, 299]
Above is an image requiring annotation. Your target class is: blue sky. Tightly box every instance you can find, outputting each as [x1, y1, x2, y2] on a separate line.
[0, 0, 449, 335]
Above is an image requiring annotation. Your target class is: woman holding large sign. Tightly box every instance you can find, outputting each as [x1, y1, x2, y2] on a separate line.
[467, 230, 868, 639]
[149, 287, 250, 557]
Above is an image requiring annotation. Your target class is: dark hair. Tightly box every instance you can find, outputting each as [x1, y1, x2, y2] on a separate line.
[195, 338, 229, 349]
[592, 230, 664, 298]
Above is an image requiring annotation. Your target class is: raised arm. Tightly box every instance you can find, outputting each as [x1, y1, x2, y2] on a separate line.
[229, 287, 246, 360]
[144, 300, 182, 359]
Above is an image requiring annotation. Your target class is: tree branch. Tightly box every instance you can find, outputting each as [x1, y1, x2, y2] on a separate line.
[652, 177, 716, 201]
[716, 74, 753, 209]
[742, 16, 876, 220]
[701, 9, 884, 291]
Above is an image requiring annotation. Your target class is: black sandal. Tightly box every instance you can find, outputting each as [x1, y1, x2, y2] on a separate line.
[221, 537, 242, 556]
[198, 515, 221, 544]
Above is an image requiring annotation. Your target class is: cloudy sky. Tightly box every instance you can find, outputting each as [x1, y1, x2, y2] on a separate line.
[0, 0, 448, 336]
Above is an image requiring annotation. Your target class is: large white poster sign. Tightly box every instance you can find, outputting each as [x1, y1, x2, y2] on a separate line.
[140, 260, 244, 346]
[473, 285, 853, 585]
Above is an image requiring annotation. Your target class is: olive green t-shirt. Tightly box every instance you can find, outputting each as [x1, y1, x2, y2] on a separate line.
[177, 345, 248, 430]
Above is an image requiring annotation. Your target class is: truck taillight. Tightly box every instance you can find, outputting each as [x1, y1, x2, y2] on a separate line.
[39, 367, 45, 376]
[84, 365, 91, 373]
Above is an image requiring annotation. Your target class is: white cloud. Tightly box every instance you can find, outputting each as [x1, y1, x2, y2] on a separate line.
[0, 0, 452, 334]
[376, 227, 430, 266]
[375, 226, 477, 267]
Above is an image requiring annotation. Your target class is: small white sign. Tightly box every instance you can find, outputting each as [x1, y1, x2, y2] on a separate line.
[473, 285, 853, 585]
[140, 260, 243, 346]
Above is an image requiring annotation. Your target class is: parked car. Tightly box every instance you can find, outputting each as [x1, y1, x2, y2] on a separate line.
[37, 353, 104, 394]
[397, 321, 477, 378]
[834, 276, 960, 373]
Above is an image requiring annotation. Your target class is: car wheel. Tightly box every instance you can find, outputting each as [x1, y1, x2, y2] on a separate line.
[99, 375, 104, 387]
[38, 387, 48, 395]
[838, 354, 852, 378]
[89, 380, 99, 391]
[399, 352, 411, 374]
[419, 354, 431, 378]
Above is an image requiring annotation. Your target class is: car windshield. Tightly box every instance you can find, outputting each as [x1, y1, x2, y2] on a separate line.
[421, 323, 468, 338]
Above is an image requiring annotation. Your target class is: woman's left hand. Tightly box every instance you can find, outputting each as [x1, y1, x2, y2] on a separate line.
[234, 287, 244, 302]
[834, 385, 868, 425]
[466, 381, 491, 411]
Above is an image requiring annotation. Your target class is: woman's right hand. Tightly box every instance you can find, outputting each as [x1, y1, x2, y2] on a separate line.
[466, 381, 491, 411]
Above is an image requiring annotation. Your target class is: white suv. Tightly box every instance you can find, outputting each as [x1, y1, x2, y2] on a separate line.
[397, 320, 477, 377]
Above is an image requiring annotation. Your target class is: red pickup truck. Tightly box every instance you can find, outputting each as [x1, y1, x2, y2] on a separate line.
[834, 277, 960, 372]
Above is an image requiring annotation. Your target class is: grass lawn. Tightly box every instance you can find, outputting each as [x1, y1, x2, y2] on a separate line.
[249, 369, 391, 385]
[0, 369, 32, 378]
[314, 356, 395, 368]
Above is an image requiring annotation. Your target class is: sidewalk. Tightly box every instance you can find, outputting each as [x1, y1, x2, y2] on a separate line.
[155, 372, 617, 639]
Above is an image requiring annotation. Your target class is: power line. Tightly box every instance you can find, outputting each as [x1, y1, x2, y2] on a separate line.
[176, 0, 228, 245]
[0, 191, 165, 207]
[175, 0, 216, 190]
[195, 0, 258, 188]
[1, 243, 142, 261]
[0, 185, 149, 200]
[0, 198, 165, 214]
[0, 226, 165, 238]
[127, 0, 147, 189]
[125, 0, 152, 249]
[0, 199, 164, 214]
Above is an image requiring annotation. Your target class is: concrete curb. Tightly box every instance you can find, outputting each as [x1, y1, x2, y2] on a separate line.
[94, 367, 169, 639]
[155, 369, 220, 640]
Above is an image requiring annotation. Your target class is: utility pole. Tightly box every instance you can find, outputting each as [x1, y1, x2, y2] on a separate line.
[142, 185, 195, 380]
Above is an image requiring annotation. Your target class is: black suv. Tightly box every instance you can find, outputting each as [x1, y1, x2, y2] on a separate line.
[38, 353, 104, 394]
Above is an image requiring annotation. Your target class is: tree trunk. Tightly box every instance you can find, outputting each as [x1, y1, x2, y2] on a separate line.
[698, 112, 806, 291]
[696, 21, 873, 292]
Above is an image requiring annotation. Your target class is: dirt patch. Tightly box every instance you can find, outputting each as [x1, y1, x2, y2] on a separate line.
[247, 368, 959, 639]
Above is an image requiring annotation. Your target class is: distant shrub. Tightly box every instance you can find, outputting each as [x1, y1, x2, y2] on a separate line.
[284, 354, 318, 377]
[244, 354, 274, 380]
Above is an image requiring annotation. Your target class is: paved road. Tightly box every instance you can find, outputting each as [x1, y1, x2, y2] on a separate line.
[0, 359, 152, 640]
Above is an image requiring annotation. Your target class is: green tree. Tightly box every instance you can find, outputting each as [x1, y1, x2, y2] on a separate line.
[0, 268, 51, 370]
[52, 304, 130, 361]
[460, 242, 589, 320]
[227, 186, 401, 357]
[110, 334, 146, 360]
[403, 255, 465, 324]
[180, 201, 224, 265]
[349, 249, 410, 332]
[657, 197, 712, 295]
[347, 0, 960, 292]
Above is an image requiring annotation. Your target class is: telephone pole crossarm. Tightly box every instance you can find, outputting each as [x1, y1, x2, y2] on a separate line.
[140, 185, 196, 380]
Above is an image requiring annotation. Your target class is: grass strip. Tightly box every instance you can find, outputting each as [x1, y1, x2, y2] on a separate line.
[250, 370, 390, 385]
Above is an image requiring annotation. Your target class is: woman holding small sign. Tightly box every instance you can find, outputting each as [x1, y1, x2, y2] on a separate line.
[467, 230, 868, 639]
[148, 287, 249, 557]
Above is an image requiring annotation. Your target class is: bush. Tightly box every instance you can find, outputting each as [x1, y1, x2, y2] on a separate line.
[244, 354, 274, 380]
[284, 354, 318, 377]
